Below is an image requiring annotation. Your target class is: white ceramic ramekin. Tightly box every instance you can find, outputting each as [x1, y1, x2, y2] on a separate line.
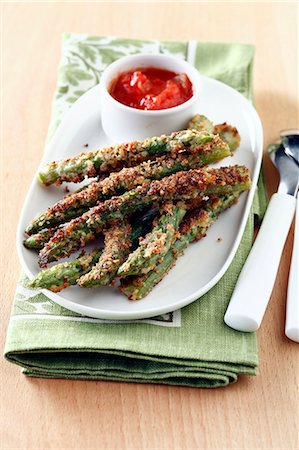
[100, 53, 201, 142]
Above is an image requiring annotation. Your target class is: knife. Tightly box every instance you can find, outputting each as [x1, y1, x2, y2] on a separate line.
[224, 137, 299, 335]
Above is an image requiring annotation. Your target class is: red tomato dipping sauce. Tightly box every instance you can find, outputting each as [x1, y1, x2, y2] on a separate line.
[109, 67, 193, 110]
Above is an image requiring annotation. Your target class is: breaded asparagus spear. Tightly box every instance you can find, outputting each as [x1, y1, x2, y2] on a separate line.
[24, 207, 159, 251]
[26, 135, 231, 235]
[78, 220, 131, 288]
[118, 195, 208, 278]
[118, 202, 187, 277]
[120, 193, 239, 300]
[38, 165, 251, 267]
[38, 129, 217, 186]
[214, 123, 241, 152]
[188, 114, 214, 133]
[27, 210, 157, 292]
[188, 114, 241, 151]
[27, 249, 103, 292]
[23, 227, 58, 250]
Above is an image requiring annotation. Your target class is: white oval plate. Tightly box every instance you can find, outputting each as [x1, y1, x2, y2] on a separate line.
[17, 75, 263, 320]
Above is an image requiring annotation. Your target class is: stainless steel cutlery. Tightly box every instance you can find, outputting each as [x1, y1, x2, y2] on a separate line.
[225, 130, 299, 342]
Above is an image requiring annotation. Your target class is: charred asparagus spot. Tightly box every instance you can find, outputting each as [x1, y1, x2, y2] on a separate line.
[120, 193, 239, 300]
[27, 249, 103, 292]
[78, 220, 131, 288]
[188, 114, 241, 151]
[38, 165, 251, 267]
[130, 207, 159, 250]
[26, 135, 231, 235]
[118, 202, 187, 277]
[37, 129, 220, 186]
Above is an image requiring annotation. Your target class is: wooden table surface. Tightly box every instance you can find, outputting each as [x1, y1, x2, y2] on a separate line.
[1, 2, 298, 449]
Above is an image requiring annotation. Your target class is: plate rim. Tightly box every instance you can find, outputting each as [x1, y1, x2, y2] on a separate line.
[16, 75, 263, 320]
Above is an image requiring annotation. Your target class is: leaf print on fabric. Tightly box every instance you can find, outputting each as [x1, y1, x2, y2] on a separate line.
[65, 97, 80, 103]
[84, 35, 112, 42]
[14, 301, 37, 315]
[59, 63, 80, 86]
[16, 276, 42, 300]
[22, 296, 49, 304]
[58, 85, 69, 94]
[97, 48, 127, 65]
[12, 274, 83, 317]
[160, 40, 188, 59]
[14, 275, 47, 313]
[68, 51, 100, 84]
[61, 72, 79, 86]
[73, 90, 86, 96]
[13, 275, 46, 315]
[71, 69, 93, 81]
[41, 301, 82, 317]
[108, 38, 152, 48]
[77, 42, 97, 63]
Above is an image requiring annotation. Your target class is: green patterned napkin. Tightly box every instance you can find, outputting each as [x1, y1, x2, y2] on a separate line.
[4, 34, 267, 387]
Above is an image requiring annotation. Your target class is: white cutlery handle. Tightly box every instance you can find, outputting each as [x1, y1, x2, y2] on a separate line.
[224, 193, 296, 332]
[285, 195, 299, 343]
